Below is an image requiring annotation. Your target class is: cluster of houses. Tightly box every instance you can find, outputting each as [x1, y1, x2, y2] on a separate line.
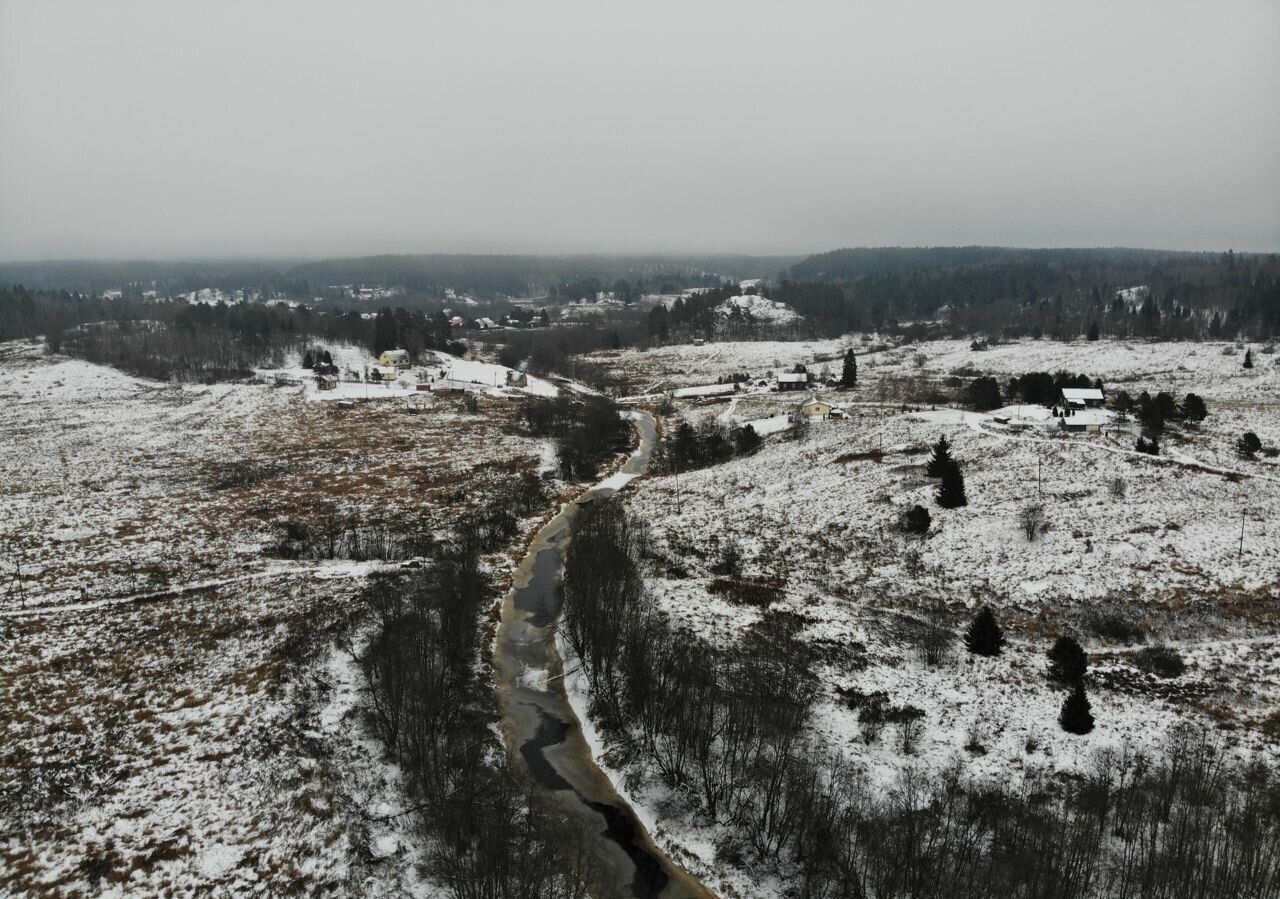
[314, 347, 531, 395]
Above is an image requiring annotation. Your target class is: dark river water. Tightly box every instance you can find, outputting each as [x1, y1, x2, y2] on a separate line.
[493, 412, 718, 899]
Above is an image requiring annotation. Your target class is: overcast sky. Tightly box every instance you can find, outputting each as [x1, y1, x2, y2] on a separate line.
[1, 0, 1277, 261]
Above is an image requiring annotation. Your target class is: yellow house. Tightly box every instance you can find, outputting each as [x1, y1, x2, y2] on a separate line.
[800, 397, 835, 420]
[379, 349, 411, 370]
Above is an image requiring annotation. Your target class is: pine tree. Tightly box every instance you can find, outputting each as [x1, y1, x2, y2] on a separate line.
[1181, 393, 1207, 422]
[1047, 636, 1088, 685]
[964, 607, 1005, 656]
[1087, 321, 1100, 341]
[302, 349, 314, 369]
[1059, 683, 1095, 734]
[1243, 349, 1254, 369]
[841, 349, 858, 388]
[926, 435, 953, 477]
[936, 460, 967, 508]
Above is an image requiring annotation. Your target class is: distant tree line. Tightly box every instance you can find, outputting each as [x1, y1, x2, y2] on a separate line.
[560, 502, 1280, 899]
[0, 286, 455, 381]
[774, 248, 1280, 340]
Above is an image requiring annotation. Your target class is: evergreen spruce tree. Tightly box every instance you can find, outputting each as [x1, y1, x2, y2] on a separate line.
[1243, 349, 1254, 369]
[841, 349, 858, 388]
[926, 435, 953, 477]
[1047, 636, 1088, 685]
[1059, 683, 1095, 734]
[964, 606, 1005, 656]
[1087, 322, 1100, 341]
[936, 460, 967, 508]
[1181, 393, 1207, 422]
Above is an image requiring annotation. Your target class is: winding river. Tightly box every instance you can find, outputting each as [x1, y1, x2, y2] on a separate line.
[494, 412, 717, 899]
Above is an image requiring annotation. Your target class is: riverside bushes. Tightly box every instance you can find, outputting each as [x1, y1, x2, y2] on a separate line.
[359, 507, 589, 899]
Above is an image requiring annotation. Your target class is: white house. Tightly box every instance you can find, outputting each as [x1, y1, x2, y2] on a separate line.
[1059, 408, 1111, 434]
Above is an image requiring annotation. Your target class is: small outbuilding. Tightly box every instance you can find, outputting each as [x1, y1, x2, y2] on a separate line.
[1059, 409, 1111, 434]
[316, 373, 338, 391]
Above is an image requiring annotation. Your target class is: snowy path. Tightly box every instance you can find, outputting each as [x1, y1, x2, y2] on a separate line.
[960, 412, 1280, 485]
[0, 562, 389, 618]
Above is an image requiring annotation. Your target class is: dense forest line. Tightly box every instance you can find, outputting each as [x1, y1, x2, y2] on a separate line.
[560, 502, 1280, 899]
[776, 248, 1280, 340]
[0, 253, 796, 299]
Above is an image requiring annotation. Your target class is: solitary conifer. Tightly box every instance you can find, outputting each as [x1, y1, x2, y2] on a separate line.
[1047, 636, 1088, 685]
[927, 435, 953, 477]
[1243, 349, 1254, 369]
[841, 349, 858, 388]
[936, 460, 968, 508]
[964, 606, 1005, 656]
[1059, 683, 1095, 735]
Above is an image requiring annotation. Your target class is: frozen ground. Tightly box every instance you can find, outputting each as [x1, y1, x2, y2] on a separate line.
[0, 341, 558, 897]
[578, 336, 1280, 898]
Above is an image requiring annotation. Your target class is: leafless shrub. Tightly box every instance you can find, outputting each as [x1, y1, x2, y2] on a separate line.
[1020, 504, 1045, 541]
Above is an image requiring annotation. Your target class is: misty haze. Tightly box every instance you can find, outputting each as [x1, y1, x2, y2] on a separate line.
[1, 3, 1279, 899]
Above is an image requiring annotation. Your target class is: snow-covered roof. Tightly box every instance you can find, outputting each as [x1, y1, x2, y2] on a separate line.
[777, 372, 809, 383]
[1061, 387, 1104, 404]
[382, 349, 409, 361]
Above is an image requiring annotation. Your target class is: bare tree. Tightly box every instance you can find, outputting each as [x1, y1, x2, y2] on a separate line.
[1020, 503, 1045, 541]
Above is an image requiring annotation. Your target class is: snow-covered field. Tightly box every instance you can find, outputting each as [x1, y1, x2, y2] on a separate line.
[0, 341, 559, 897]
[583, 336, 1280, 897]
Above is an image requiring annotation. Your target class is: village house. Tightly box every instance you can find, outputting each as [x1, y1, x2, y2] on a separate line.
[372, 365, 401, 383]
[379, 349, 411, 370]
[776, 371, 810, 391]
[315, 373, 338, 391]
[505, 370, 528, 388]
[799, 397, 835, 420]
[1059, 387, 1105, 410]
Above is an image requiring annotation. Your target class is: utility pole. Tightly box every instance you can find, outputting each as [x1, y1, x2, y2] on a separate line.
[1038, 457, 1042, 499]
[1239, 507, 1246, 560]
